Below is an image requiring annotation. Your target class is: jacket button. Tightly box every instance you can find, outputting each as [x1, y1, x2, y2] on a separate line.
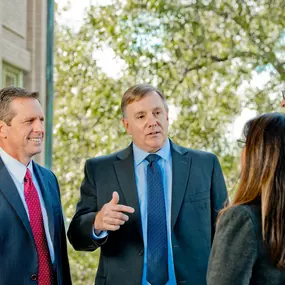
[138, 249, 144, 256]
[30, 274, 38, 281]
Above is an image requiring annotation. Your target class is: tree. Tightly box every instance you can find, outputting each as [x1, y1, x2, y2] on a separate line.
[54, 0, 285, 283]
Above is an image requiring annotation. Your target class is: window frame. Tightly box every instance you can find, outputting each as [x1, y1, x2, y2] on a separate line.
[2, 62, 24, 88]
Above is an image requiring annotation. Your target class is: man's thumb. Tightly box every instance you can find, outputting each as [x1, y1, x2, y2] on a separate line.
[110, 191, 119, 204]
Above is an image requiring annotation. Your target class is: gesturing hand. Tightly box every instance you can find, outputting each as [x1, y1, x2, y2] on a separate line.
[94, 191, 135, 231]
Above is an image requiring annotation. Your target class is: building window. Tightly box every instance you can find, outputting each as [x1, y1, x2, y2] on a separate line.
[2, 62, 23, 88]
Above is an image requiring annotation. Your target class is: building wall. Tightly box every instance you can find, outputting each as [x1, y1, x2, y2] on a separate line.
[0, 0, 47, 165]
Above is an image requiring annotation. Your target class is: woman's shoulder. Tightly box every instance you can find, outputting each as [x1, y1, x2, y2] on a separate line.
[220, 201, 261, 233]
[236, 200, 261, 216]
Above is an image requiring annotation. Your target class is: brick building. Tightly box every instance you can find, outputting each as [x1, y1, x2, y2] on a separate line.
[0, 0, 53, 165]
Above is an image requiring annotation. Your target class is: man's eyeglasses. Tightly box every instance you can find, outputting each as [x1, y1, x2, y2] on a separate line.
[237, 139, 246, 148]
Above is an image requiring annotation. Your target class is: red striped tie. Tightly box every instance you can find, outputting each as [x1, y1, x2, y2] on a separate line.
[24, 168, 54, 285]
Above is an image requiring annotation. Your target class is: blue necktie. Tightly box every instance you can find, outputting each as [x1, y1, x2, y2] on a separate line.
[146, 154, 169, 285]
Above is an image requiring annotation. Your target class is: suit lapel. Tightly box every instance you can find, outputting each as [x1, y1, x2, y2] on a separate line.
[114, 145, 142, 237]
[33, 162, 55, 246]
[0, 157, 34, 241]
[171, 142, 192, 231]
[113, 142, 192, 235]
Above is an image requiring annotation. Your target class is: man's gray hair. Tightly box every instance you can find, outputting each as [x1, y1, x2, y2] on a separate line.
[121, 84, 168, 117]
[0, 86, 39, 125]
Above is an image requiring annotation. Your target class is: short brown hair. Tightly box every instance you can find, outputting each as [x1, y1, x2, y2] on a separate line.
[0, 86, 39, 125]
[121, 84, 168, 117]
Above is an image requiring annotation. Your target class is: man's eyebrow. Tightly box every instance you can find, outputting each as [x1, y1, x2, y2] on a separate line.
[134, 111, 146, 115]
[21, 116, 44, 121]
[22, 116, 36, 121]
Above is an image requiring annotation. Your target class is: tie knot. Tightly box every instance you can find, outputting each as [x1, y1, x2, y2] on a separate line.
[25, 168, 32, 182]
[146, 154, 161, 164]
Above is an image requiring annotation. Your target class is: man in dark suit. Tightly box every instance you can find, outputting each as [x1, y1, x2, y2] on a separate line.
[0, 87, 72, 285]
[68, 84, 228, 285]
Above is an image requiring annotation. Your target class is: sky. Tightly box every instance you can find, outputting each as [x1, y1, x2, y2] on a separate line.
[56, 0, 91, 28]
[55, 0, 282, 139]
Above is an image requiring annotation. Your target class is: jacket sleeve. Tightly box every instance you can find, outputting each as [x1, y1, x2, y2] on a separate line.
[67, 159, 107, 251]
[210, 155, 228, 240]
[59, 214, 73, 285]
[50, 170, 73, 285]
[207, 206, 258, 285]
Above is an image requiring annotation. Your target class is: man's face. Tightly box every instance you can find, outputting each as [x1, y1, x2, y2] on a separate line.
[0, 97, 45, 165]
[122, 91, 169, 153]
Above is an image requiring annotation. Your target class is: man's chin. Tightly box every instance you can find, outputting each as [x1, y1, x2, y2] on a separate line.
[29, 148, 43, 157]
[147, 143, 164, 153]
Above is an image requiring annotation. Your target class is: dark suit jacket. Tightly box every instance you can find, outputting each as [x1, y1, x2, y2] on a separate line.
[207, 202, 285, 285]
[68, 141, 228, 285]
[0, 157, 72, 285]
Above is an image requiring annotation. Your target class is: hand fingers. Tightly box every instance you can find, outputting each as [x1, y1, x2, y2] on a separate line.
[113, 204, 135, 214]
[100, 214, 129, 232]
[104, 217, 127, 226]
[109, 192, 135, 213]
[94, 199, 135, 232]
[104, 224, 120, 231]
[110, 191, 119, 205]
[106, 211, 130, 222]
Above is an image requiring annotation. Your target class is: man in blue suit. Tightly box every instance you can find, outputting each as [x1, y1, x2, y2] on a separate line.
[0, 87, 72, 285]
[68, 84, 228, 285]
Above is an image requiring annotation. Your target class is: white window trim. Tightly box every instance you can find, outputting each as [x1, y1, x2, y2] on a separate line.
[2, 62, 23, 88]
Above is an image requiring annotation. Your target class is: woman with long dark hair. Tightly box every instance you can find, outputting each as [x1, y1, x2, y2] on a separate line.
[207, 112, 285, 285]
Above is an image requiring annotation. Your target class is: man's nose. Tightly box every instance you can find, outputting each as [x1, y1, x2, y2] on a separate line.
[33, 120, 45, 132]
[147, 114, 157, 126]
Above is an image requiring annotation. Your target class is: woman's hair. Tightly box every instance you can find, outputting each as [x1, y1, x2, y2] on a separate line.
[219, 112, 285, 268]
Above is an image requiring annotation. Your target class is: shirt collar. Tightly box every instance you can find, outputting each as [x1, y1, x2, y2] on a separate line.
[0, 147, 34, 183]
[133, 139, 171, 166]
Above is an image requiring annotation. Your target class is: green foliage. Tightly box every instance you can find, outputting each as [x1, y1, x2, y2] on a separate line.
[54, 0, 285, 283]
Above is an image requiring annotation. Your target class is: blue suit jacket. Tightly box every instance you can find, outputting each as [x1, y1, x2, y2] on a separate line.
[68, 141, 228, 285]
[0, 157, 72, 285]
